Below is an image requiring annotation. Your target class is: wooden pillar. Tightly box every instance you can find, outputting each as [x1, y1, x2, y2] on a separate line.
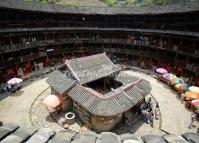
[0, 37, 5, 65]
[45, 32, 47, 41]
[104, 78, 106, 91]
[59, 32, 61, 51]
[174, 53, 178, 66]
[9, 33, 12, 50]
[186, 56, 189, 66]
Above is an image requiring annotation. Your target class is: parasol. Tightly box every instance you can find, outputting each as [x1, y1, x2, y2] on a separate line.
[43, 95, 60, 109]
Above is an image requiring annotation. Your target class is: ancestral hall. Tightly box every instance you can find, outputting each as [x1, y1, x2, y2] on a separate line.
[47, 53, 151, 132]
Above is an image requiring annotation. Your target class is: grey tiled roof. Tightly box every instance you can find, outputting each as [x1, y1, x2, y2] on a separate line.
[67, 78, 151, 116]
[181, 133, 199, 143]
[0, 121, 197, 143]
[46, 70, 76, 95]
[66, 53, 120, 84]
[0, 123, 19, 141]
[142, 135, 167, 143]
[1, 126, 37, 143]
[47, 55, 151, 116]
[26, 128, 55, 143]
[99, 132, 121, 143]
[114, 72, 139, 85]
[0, 0, 198, 15]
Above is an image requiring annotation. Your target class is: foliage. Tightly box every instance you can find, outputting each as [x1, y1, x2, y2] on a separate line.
[100, 0, 196, 6]
[25, 0, 59, 4]
[61, 2, 80, 6]
[100, 0, 118, 6]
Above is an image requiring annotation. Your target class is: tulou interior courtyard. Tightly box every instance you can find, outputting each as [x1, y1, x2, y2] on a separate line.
[0, 0, 199, 143]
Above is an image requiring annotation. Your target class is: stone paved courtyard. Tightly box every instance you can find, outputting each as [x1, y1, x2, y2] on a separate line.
[0, 70, 198, 136]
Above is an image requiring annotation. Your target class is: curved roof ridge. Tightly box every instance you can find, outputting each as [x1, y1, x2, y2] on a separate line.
[66, 53, 106, 63]
[65, 53, 120, 84]
[0, 0, 198, 15]
[66, 73, 151, 116]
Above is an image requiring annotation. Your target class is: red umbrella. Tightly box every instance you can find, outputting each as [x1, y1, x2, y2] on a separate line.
[43, 95, 60, 108]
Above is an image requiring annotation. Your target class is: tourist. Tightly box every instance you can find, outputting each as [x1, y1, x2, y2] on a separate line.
[18, 67, 24, 78]
[157, 62, 162, 68]
[177, 67, 183, 77]
[0, 84, 5, 93]
[166, 64, 171, 73]
[14, 64, 19, 77]
[25, 62, 32, 73]
[0, 69, 2, 84]
[155, 104, 160, 120]
[147, 111, 154, 126]
[195, 76, 199, 86]
[141, 100, 147, 110]
[140, 61, 145, 69]
[6, 84, 12, 92]
[10, 85, 16, 93]
[7, 67, 14, 79]
[181, 93, 186, 103]
[142, 108, 153, 125]
[141, 109, 148, 123]
[188, 110, 199, 129]
[141, 99, 154, 125]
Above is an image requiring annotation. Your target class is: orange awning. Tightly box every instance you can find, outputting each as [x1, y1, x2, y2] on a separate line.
[185, 91, 199, 100]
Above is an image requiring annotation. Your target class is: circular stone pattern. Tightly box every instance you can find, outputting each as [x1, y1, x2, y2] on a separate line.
[29, 87, 62, 129]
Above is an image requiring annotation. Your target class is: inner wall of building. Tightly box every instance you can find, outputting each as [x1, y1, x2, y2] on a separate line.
[0, 7, 199, 83]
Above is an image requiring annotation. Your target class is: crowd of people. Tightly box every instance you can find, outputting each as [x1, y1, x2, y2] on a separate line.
[157, 62, 199, 86]
[0, 58, 50, 94]
[0, 84, 22, 94]
[0, 57, 51, 84]
[155, 65, 199, 132]
[140, 98, 158, 127]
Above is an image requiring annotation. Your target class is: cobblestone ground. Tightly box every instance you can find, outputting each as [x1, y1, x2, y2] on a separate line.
[30, 87, 62, 130]
[30, 87, 83, 132]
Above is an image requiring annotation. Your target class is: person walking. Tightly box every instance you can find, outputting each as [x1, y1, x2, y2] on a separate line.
[0, 69, 2, 83]
[181, 93, 186, 103]
[141, 109, 148, 123]
[166, 64, 171, 73]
